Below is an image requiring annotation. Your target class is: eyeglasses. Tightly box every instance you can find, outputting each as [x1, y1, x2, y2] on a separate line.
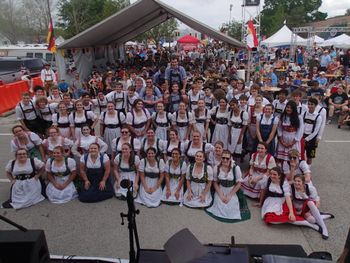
[121, 131, 129, 134]
[222, 157, 230, 160]
[290, 156, 298, 160]
[17, 153, 27, 156]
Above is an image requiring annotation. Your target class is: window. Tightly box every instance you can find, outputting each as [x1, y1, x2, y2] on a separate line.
[26, 53, 33, 58]
[34, 53, 43, 58]
[46, 53, 55, 62]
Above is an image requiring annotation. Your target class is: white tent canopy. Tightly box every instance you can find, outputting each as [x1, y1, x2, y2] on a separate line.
[301, 35, 324, 45]
[59, 0, 244, 49]
[312, 35, 325, 44]
[56, 0, 244, 81]
[261, 25, 306, 47]
[320, 34, 350, 49]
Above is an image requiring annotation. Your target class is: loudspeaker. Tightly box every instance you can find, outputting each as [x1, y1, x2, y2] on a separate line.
[0, 230, 51, 263]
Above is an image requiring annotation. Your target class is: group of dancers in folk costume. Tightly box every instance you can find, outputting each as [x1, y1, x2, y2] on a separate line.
[3, 80, 334, 240]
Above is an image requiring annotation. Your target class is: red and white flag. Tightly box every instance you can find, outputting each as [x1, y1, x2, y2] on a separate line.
[246, 20, 259, 49]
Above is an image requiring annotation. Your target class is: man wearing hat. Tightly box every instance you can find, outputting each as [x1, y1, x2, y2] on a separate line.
[40, 62, 56, 95]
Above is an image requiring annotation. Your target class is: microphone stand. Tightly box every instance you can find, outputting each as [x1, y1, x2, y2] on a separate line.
[0, 214, 27, 232]
[120, 182, 140, 263]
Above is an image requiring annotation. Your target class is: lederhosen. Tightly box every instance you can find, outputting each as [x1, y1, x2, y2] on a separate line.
[38, 106, 53, 133]
[166, 140, 182, 157]
[189, 163, 208, 184]
[79, 154, 113, 203]
[144, 159, 160, 179]
[169, 68, 183, 89]
[204, 96, 214, 110]
[19, 101, 42, 134]
[43, 69, 54, 93]
[101, 111, 122, 135]
[303, 112, 320, 159]
[185, 141, 206, 164]
[113, 92, 126, 115]
[168, 93, 182, 113]
[259, 114, 276, 155]
[273, 102, 284, 116]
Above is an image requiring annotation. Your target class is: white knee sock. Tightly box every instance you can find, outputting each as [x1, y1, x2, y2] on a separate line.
[290, 220, 319, 231]
[308, 201, 328, 237]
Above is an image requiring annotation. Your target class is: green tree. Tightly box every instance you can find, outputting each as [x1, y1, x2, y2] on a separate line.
[134, 18, 178, 45]
[261, 0, 327, 36]
[220, 20, 242, 40]
[57, 0, 129, 39]
[0, 0, 25, 43]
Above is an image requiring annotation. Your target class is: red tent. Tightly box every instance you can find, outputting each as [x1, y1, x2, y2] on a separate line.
[177, 34, 200, 44]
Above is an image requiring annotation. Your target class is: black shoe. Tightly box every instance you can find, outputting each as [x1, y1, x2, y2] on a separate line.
[322, 234, 329, 240]
[1, 200, 13, 209]
[338, 125, 341, 129]
[320, 212, 335, 219]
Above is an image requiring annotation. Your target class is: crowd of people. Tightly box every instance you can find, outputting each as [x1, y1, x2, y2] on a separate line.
[4, 44, 347, 241]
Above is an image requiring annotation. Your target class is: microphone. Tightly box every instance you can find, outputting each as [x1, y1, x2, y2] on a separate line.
[120, 179, 133, 189]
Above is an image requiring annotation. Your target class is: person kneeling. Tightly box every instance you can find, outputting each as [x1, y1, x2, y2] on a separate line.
[79, 143, 114, 203]
[183, 151, 213, 208]
[206, 151, 243, 220]
[46, 146, 78, 203]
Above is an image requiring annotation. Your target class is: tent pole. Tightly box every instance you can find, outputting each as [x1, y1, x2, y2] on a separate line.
[247, 49, 251, 85]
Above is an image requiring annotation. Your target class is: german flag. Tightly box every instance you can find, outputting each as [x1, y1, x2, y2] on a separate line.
[47, 16, 56, 53]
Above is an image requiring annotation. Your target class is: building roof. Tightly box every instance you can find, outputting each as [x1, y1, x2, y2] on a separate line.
[59, 0, 244, 49]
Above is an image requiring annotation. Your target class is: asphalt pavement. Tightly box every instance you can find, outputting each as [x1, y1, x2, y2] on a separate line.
[0, 113, 349, 261]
